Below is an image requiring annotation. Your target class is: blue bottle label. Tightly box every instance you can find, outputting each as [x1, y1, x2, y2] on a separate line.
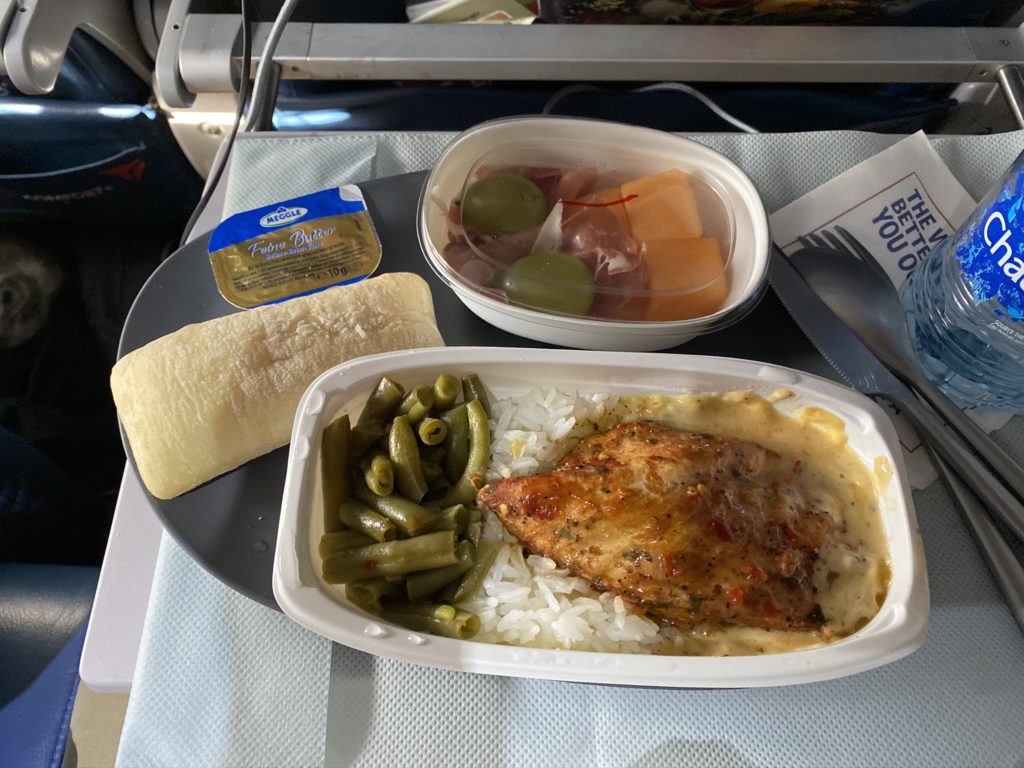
[956, 175, 1024, 323]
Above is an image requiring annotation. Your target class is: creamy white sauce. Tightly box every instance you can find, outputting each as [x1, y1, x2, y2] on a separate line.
[601, 390, 891, 656]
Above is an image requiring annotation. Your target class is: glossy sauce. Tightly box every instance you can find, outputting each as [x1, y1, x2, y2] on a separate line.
[602, 390, 892, 656]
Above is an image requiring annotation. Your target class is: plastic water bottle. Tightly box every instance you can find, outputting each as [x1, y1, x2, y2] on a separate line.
[900, 151, 1024, 410]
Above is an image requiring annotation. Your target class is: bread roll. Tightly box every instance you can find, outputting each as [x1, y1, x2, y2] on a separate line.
[111, 272, 444, 499]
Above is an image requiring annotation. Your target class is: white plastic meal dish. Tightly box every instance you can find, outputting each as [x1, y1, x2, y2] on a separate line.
[418, 117, 771, 351]
[274, 348, 928, 688]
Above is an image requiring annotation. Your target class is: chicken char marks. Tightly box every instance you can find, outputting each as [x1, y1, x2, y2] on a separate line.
[477, 420, 834, 632]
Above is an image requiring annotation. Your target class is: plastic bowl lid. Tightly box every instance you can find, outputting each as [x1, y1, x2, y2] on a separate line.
[440, 137, 736, 324]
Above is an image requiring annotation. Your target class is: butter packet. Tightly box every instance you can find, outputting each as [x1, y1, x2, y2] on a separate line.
[208, 186, 382, 308]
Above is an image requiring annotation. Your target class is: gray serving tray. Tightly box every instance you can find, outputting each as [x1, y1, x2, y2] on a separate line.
[118, 170, 831, 608]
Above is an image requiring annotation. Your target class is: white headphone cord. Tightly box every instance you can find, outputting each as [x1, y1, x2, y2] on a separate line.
[543, 81, 759, 134]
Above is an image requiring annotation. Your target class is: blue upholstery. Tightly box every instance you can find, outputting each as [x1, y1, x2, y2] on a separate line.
[0, 622, 87, 768]
[0, 563, 98, 768]
[0, 564, 98, 707]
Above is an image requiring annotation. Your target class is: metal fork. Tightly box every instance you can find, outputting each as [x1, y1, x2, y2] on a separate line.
[800, 226, 892, 284]
[797, 225, 1024, 501]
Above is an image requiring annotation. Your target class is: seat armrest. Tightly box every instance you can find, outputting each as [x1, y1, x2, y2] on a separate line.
[0, 564, 98, 707]
[0, 622, 89, 768]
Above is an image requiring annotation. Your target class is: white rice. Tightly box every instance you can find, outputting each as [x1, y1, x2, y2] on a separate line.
[459, 387, 683, 653]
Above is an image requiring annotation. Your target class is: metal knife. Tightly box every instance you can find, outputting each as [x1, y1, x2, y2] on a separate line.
[927, 447, 1024, 634]
[770, 247, 1024, 634]
[769, 246, 1024, 543]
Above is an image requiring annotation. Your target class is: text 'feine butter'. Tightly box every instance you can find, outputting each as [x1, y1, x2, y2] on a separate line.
[208, 186, 382, 308]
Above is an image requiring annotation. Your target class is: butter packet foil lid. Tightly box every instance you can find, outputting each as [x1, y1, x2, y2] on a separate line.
[208, 186, 382, 308]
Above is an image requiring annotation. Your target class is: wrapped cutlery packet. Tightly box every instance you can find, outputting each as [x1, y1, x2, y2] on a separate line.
[770, 131, 1013, 489]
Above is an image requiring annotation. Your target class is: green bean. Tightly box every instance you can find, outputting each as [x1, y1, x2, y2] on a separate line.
[321, 530, 458, 583]
[318, 530, 375, 559]
[422, 485, 451, 506]
[337, 499, 396, 543]
[417, 417, 448, 446]
[436, 503, 469, 534]
[351, 376, 405, 454]
[434, 579, 458, 603]
[435, 490, 458, 505]
[382, 600, 456, 620]
[418, 444, 446, 465]
[405, 540, 475, 601]
[432, 374, 461, 412]
[320, 414, 352, 534]
[446, 538, 501, 603]
[351, 422, 386, 456]
[420, 460, 445, 485]
[464, 507, 483, 546]
[397, 385, 434, 425]
[357, 376, 405, 426]
[466, 520, 483, 547]
[442, 399, 490, 506]
[360, 450, 394, 497]
[345, 578, 400, 616]
[388, 415, 429, 502]
[355, 480, 439, 537]
[379, 600, 480, 640]
[441, 404, 469, 484]
[422, 462, 451, 498]
[461, 373, 491, 419]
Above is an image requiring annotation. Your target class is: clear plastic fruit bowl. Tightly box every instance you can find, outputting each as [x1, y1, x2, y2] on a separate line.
[418, 117, 771, 351]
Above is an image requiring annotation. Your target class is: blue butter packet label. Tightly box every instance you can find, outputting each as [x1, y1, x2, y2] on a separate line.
[208, 186, 381, 308]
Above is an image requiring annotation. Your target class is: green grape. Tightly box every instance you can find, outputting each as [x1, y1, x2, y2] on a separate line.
[461, 174, 549, 237]
[498, 251, 595, 316]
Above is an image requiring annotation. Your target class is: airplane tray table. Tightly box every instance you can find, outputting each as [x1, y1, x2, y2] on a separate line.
[116, 130, 1024, 767]
[118, 173, 828, 610]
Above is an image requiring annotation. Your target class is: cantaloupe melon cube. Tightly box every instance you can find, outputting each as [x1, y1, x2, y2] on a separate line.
[622, 170, 703, 243]
[643, 238, 728, 321]
[579, 186, 630, 229]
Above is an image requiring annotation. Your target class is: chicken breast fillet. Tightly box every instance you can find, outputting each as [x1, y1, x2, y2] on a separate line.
[477, 420, 835, 632]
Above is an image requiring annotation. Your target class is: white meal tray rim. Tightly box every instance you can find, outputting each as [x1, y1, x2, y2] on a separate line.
[273, 347, 928, 689]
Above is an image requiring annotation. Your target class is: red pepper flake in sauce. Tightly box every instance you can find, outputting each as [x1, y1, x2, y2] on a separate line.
[792, 459, 803, 474]
[665, 554, 684, 576]
[783, 524, 800, 542]
[762, 600, 780, 619]
[711, 519, 733, 542]
[727, 587, 745, 606]
[364, 560, 376, 572]
[741, 563, 768, 583]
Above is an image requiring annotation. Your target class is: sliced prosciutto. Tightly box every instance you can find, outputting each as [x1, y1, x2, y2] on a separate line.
[442, 166, 650, 320]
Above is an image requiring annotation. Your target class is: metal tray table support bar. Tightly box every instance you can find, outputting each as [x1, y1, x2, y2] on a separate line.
[160, 15, 1024, 125]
